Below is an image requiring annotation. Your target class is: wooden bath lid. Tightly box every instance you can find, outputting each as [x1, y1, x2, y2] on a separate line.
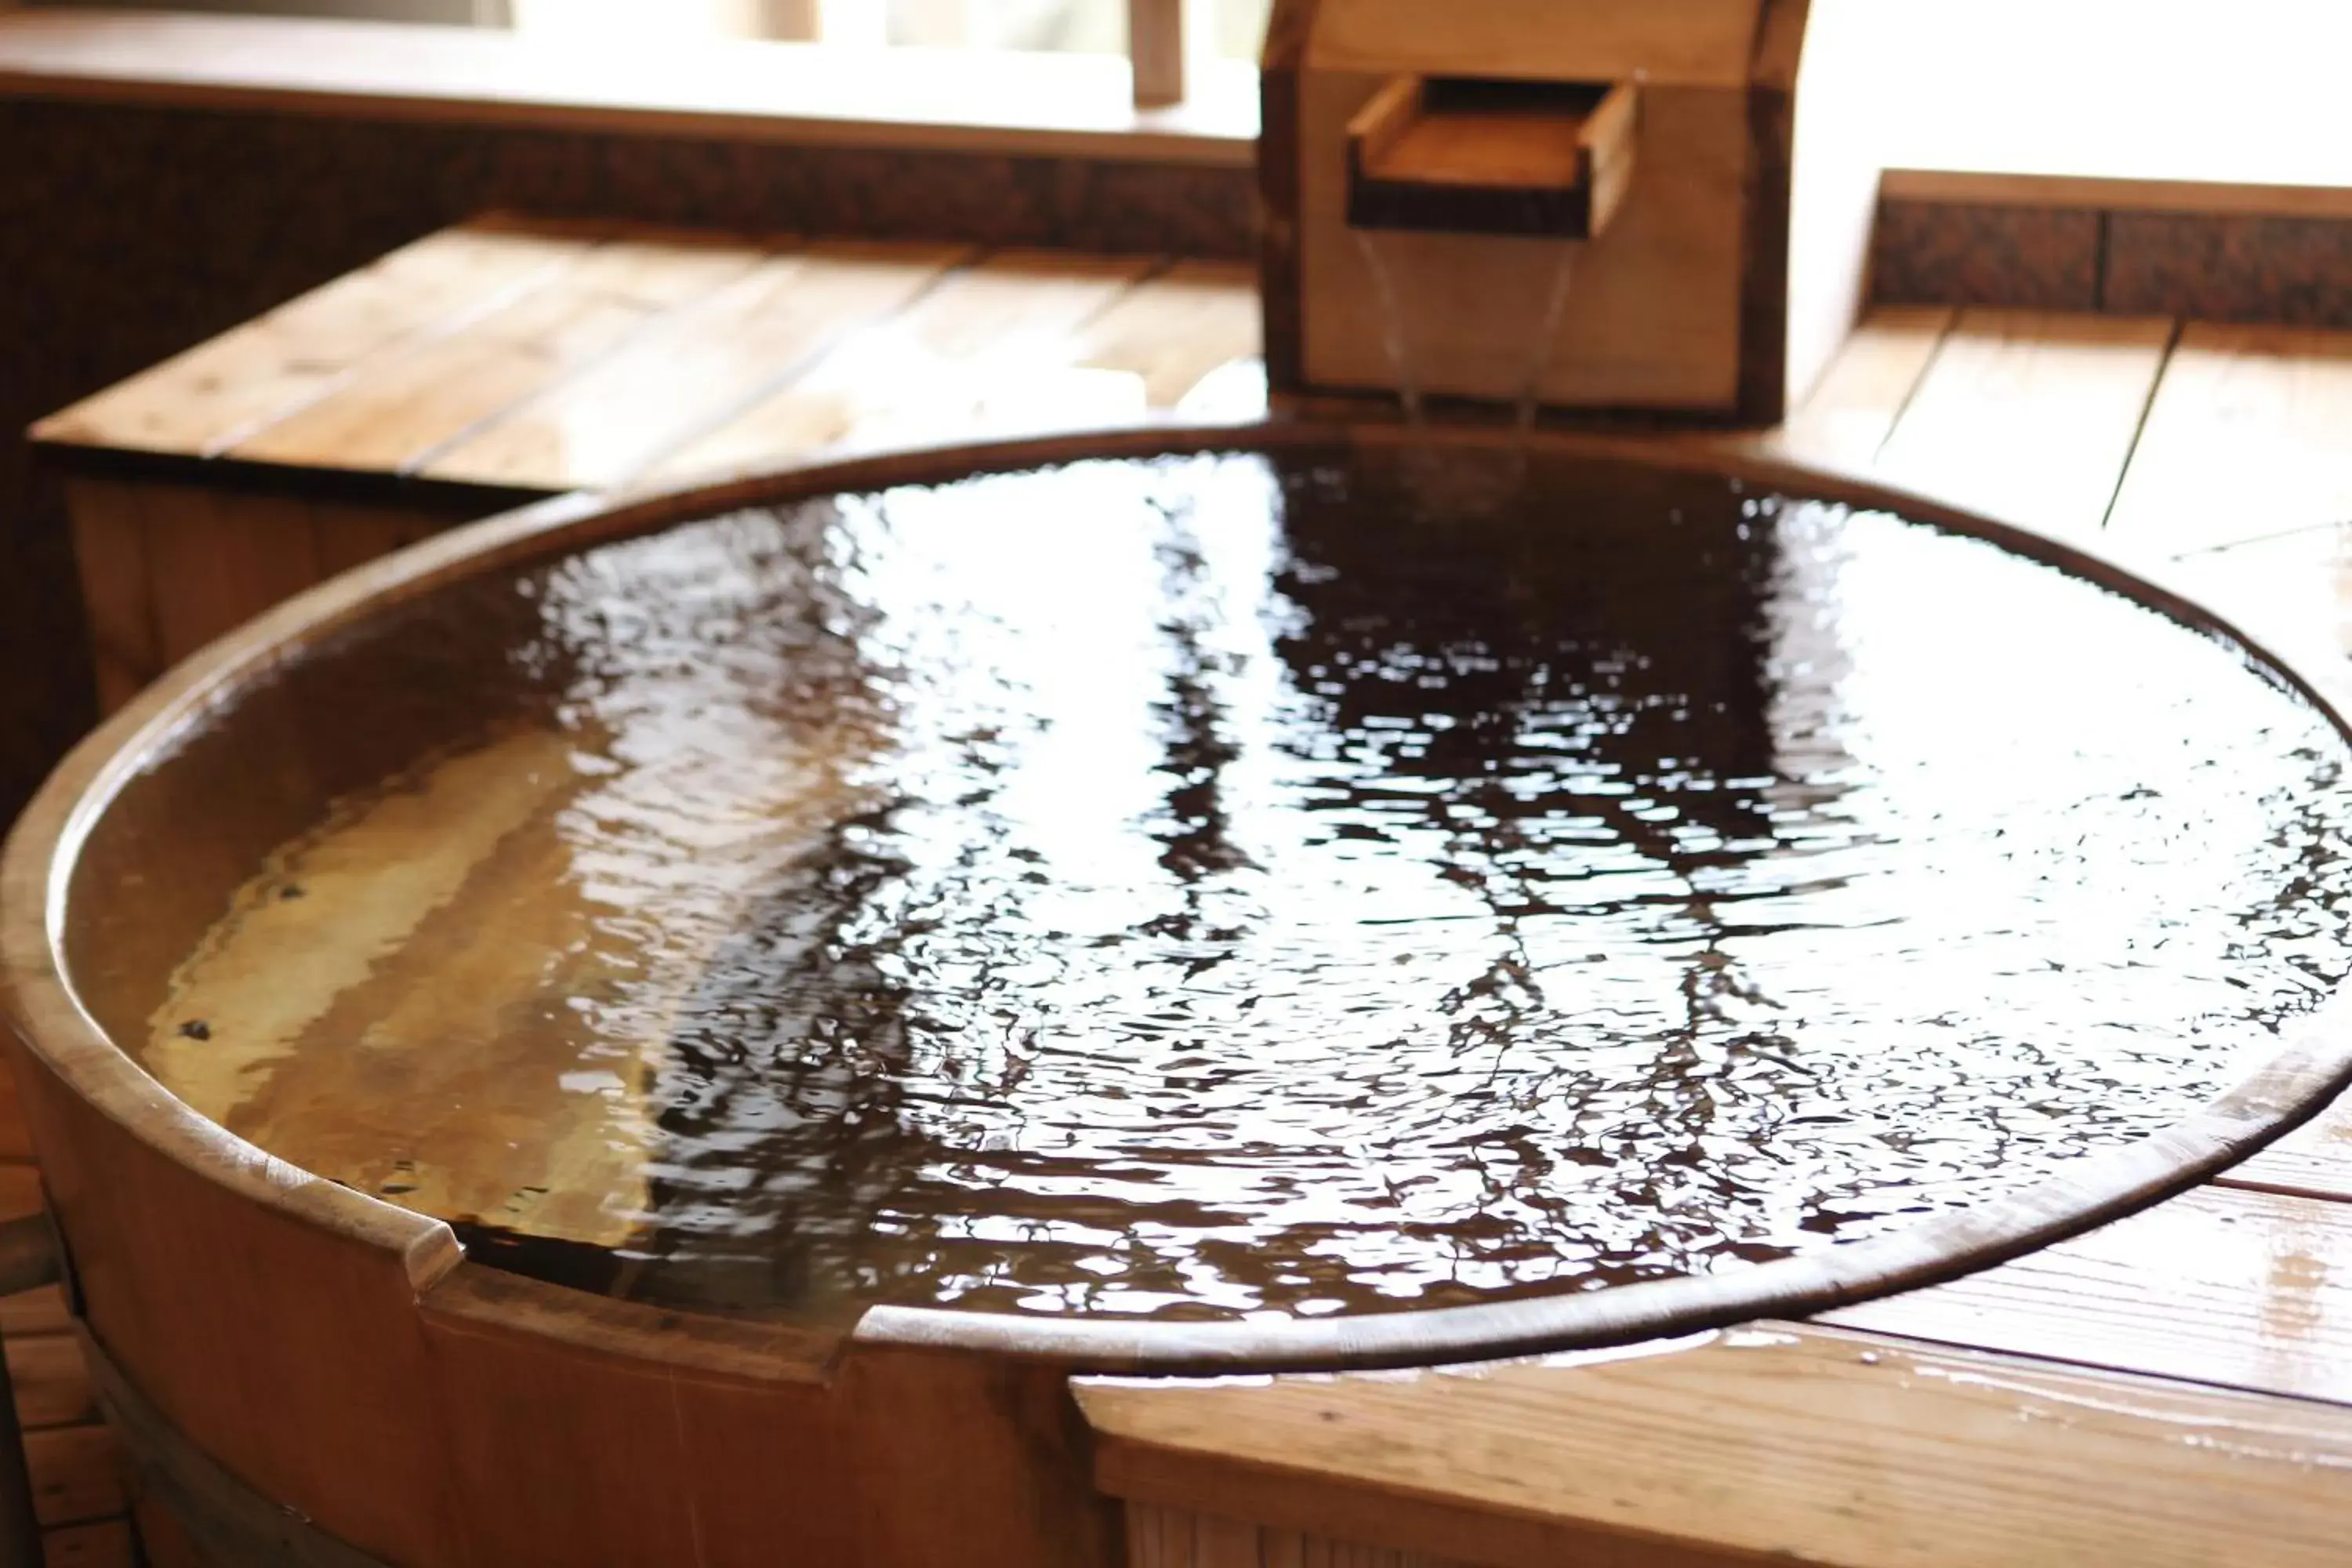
[8, 419, 2352, 1381]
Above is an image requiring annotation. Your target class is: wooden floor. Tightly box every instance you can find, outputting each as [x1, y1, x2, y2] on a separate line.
[27, 221, 2352, 1563]
[0, 1085, 129, 1568]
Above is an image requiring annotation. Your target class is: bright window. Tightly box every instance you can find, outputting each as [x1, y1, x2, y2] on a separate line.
[500, 0, 1274, 88]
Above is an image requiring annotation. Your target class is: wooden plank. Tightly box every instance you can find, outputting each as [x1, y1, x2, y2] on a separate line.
[32, 223, 579, 459]
[1871, 309, 2174, 542]
[126, 1497, 209, 1568]
[1128, 0, 1186, 107]
[10, 1058, 463, 1563]
[1257, 0, 1314, 397]
[1739, 303, 1951, 474]
[9, 1336, 95, 1431]
[71, 486, 456, 712]
[303, 501, 454, 583]
[643, 249, 1154, 487]
[2151, 521, 2352, 672]
[139, 489, 323, 673]
[0, 1292, 73, 1342]
[64, 480, 162, 717]
[40, 1520, 136, 1568]
[234, 232, 768, 475]
[421, 241, 970, 492]
[1065, 260, 1263, 412]
[0, 1055, 31, 1163]
[2105, 323, 2352, 557]
[0, 1165, 43, 1224]
[24, 1426, 122, 1530]
[1825, 1183, 2352, 1403]
[2226, 1091, 2352, 1202]
[1079, 1321, 2352, 1568]
[1130, 1505, 1472, 1568]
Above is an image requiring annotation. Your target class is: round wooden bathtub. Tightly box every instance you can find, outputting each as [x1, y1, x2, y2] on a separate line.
[7, 423, 2351, 1568]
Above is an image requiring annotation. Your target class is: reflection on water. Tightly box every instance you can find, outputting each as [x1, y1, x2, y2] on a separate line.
[147, 446, 2352, 1323]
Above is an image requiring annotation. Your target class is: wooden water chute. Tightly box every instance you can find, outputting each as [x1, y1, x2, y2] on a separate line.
[1259, 0, 1884, 423]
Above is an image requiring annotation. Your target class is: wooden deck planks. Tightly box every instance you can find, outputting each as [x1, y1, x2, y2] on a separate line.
[1871, 308, 2174, 542]
[1824, 1184, 2352, 1403]
[2104, 323, 2352, 558]
[2223, 1095, 2352, 1203]
[233, 230, 769, 475]
[1737, 303, 1951, 474]
[64, 479, 470, 711]
[24, 1428, 124, 1531]
[420, 239, 974, 492]
[1127, 1504, 1471, 1568]
[1064, 260, 1265, 414]
[9, 1338, 96, 1433]
[38, 1520, 135, 1568]
[643, 249, 1166, 488]
[31, 222, 582, 460]
[0, 1151, 132, 1560]
[1080, 1322, 2352, 1568]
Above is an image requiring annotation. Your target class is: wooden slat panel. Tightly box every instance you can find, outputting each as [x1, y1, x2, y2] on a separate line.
[303, 501, 454, 583]
[235, 232, 768, 474]
[1065, 260, 1263, 412]
[644, 249, 1156, 487]
[0, 1164, 45, 1223]
[1080, 1322, 2352, 1568]
[13, 1047, 461, 1564]
[0, 1292, 73, 1341]
[421, 241, 970, 492]
[1128, 1505, 1476, 1568]
[0, 1057, 31, 1164]
[125, 1497, 208, 1568]
[1827, 1183, 2352, 1403]
[32, 223, 579, 459]
[1742, 303, 1951, 474]
[2226, 1090, 2352, 1202]
[1872, 309, 2173, 542]
[2154, 521, 2352, 674]
[139, 490, 322, 672]
[2105, 323, 2352, 557]
[39, 1519, 136, 1568]
[9, 1337, 95, 1431]
[64, 480, 162, 717]
[24, 1426, 122, 1530]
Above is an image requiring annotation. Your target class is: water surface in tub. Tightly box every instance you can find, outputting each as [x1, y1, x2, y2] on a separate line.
[141, 446, 2352, 1323]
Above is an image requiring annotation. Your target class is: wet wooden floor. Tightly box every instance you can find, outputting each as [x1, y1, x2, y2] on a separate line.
[27, 220, 2352, 1565]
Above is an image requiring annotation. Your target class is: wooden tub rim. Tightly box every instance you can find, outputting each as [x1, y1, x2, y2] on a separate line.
[8, 415, 2352, 1377]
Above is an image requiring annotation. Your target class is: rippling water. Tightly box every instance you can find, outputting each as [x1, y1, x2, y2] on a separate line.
[148, 445, 2352, 1323]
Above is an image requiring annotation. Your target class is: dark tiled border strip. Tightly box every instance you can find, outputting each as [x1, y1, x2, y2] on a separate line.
[1872, 200, 2103, 312]
[1875, 187, 2352, 328]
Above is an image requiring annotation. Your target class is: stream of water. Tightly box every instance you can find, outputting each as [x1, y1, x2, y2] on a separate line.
[1352, 230, 1584, 434]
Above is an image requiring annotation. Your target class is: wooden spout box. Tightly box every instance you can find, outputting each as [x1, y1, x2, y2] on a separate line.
[1260, 0, 1880, 424]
